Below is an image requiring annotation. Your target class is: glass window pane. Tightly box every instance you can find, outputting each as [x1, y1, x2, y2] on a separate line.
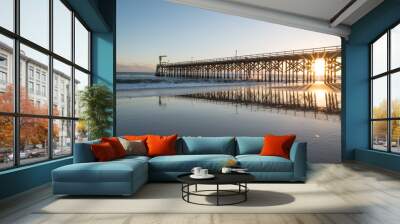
[53, 0, 72, 60]
[391, 72, 400, 118]
[20, 0, 49, 49]
[20, 117, 49, 165]
[0, 35, 14, 112]
[372, 76, 387, 119]
[391, 24, 400, 70]
[391, 120, 400, 153]
[0, 0, 14, 31]
[74, 18, 89, 70]
[53, 59, 72, 117]
[20, 44, 49, 115]
[53, 119, 72, 157]
[372, 121, 388, 151]
[74, 69, 89, 118]
[372, 33, 387, 76]
[0, 116, 14, 170]
[75, 120, 88, 143]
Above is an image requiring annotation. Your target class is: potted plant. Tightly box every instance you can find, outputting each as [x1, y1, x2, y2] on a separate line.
[79, 84, 113, 140]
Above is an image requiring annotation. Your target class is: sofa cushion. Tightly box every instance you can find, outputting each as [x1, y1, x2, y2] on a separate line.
[91, 142, 118, 162]
[147, 135, 178, 157]
[118, 138, 147, 156]
[260, 135, 296, 159]
[116, 155, 150, 163]
[53, 158, 147, 183]
[236, 155, 293, 172]
[236, 137, 263, 155]
[181, 137, 235, 155]
[101, 137, 127, 158]
[124, 135, 148, 141]
[149, 154, 235, 172]
[73, 139, 100, 163]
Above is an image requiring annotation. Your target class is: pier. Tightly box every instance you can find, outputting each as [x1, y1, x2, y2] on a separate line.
[156, 46, 341, 84]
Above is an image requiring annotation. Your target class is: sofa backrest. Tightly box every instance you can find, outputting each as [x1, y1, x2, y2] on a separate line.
[75, 136, 299, 162]
[73, 139, 100, 163]
[180, 137, 235, 155]
[235, 137, 264, 155]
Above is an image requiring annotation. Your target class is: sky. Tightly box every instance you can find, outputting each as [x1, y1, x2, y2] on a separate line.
[372, 28, 400, 110]
[0, 0, 89, 72]
[117, 0, 341, 73]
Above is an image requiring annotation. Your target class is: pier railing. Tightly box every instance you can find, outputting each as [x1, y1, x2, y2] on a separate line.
[166, 46, 340, 65]
[156, 46, 341, 84]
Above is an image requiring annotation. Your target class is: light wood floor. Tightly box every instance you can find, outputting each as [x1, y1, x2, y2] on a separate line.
[1, 162, 400, 224]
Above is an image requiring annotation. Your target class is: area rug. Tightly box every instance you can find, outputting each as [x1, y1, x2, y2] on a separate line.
[37, 183, 362, 214]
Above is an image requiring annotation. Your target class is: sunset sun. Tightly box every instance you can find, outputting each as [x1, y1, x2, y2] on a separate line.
[313, 58, 325, 77]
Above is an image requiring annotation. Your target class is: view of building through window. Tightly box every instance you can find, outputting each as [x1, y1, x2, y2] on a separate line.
[0, 0, 91, 170]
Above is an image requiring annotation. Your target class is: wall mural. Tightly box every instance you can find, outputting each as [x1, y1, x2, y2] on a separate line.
[116, 0, 341, 163]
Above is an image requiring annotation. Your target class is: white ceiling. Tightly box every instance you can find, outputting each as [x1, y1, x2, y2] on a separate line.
[228, 0, 351, 22]
[168, 0, 384, 37]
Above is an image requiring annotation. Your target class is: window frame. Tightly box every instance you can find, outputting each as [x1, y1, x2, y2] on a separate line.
[0, 53, 7, 87]
[370, 21, 400, 154]
[0, 0, 92, 171]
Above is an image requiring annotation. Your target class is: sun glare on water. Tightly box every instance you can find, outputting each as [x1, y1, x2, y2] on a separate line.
[313, 58, 325, 77]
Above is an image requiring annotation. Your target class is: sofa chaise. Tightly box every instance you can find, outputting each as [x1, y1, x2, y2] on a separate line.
[52, 137, 307, 196]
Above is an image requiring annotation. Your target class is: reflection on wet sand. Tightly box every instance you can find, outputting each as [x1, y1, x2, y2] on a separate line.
[177, 82, 341, 119]
[117, 81, 342, 162]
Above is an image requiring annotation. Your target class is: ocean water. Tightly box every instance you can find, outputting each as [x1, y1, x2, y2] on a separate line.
[116, 72, 341, 163]
[117, 72, 260, 91]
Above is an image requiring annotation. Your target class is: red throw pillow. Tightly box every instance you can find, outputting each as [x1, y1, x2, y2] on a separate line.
[146, 134, 178, 157]
[260, 134, 296, 159]
[101, 137, 127, 158]
[91, 142, 117, 161]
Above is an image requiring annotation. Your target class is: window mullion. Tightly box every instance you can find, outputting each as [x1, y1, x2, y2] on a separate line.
[388, 30, 391, 152]
[88, 31, 91, 76]
[370, 45, 373, 149]
[71, 10, 76, 155]
[48, 0, 54, 160]
[13, 0, 21, 166]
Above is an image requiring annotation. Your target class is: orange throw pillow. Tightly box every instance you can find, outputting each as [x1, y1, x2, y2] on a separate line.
[101, 137, 127, 158]
[124, 135, 148, 141]
[146, 135, 178, 157]
[91, 142, 117, 162]
[260, 135, 296, 159]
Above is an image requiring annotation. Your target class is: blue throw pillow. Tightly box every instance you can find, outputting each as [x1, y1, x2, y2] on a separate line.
[236, 137, 264, 155]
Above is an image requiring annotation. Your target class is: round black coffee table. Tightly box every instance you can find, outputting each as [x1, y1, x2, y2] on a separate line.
[177, 173, 255, 206]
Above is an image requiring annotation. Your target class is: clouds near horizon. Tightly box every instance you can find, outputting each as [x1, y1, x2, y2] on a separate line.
[117, 63, 155, 73]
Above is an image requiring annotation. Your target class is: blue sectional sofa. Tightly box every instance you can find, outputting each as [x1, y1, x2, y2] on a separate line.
[52, 137, 307, 196]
